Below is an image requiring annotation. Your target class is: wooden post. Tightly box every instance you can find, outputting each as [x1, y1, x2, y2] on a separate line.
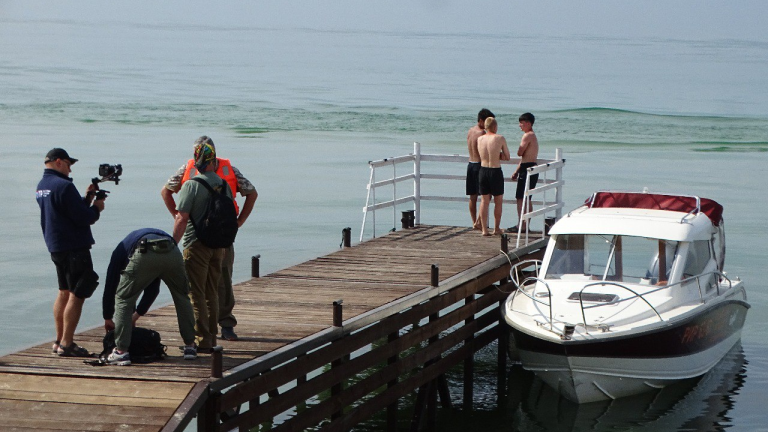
[342, 227, 351, 248]
[211, 346, 224, 379]
[333, 300, 343, 327]
[463, 295, 475, 410]
[386, 331, 399, 432]
[251, 254, 260, 278]
[198, 389, 220, 431]
[497, 298, 508, 406]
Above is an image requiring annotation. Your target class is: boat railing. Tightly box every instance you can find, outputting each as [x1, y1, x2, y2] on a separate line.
[509, 267, 732, 335]
[360, 143, 565, 242]
[578, 270, 732, 332]
[510, 276, 555, 333]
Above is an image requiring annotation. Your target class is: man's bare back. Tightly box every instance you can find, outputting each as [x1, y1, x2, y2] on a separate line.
[478, 133, 510, 167]
[467, 125, 485, 163]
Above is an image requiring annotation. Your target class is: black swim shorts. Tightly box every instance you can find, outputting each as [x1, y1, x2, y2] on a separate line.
[50, 248, 99, 299]
[515, 162, 539, 199]
[466, 162, 481, 195]
[479, 167, 505, 197]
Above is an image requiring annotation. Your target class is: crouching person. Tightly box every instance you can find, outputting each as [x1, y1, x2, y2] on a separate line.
[105, 228, 197, 365]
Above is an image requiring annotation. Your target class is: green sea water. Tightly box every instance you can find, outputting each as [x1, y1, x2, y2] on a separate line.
[2, 3, 768, 431]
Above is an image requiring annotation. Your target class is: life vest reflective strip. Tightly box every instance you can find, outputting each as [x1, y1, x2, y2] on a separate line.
[181, 158, 240, 215]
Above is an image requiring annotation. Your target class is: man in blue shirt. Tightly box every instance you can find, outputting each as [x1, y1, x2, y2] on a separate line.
[36, 148, 105, 357]
[103, 228, 197, 365]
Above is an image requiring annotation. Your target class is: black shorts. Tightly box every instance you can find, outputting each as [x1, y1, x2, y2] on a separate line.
[516, 162, 539, 199]
[479, 167, 504, 197]
[50, 248, 99, 299]
[465, 162, 481, 195]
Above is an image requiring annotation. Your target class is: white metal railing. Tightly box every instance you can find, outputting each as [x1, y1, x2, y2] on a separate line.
[360, 142, 566, 242]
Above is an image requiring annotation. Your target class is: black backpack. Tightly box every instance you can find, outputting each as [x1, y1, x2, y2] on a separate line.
[100, 327, 167, 363]
[189, 177, 239, 248]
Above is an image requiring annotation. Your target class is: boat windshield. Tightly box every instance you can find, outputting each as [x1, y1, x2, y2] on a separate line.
[545, 234, 679, 285]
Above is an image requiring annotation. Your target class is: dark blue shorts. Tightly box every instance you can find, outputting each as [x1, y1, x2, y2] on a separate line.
[516, 162, 539, 199]
[466, 162, 481, 195]
[479, 167, 504, 196]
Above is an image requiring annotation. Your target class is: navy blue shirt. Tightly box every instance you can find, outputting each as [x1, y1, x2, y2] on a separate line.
[36, 169, 100, 253]
[102, 228, 174, 320]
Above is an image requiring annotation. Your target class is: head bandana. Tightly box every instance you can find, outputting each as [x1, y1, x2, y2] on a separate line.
[194, 142, 216, 170]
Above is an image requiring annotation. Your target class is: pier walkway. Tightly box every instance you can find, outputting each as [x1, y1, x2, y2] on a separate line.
[0, 225, 547, 431]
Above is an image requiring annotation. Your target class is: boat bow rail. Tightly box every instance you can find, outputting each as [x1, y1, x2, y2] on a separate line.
[508, 265, 737, 337]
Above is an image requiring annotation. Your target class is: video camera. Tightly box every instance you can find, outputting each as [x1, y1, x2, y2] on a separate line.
[90, 164, 123, 200]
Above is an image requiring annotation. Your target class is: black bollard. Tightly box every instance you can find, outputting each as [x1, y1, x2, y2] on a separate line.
[342, 227, 351, 248]
[431, 264, 439, 287]
[251, 254, 260, 278]
[544, 217, 556, 236]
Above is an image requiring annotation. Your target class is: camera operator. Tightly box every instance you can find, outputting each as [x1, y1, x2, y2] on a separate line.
[36, 148, 106, 357]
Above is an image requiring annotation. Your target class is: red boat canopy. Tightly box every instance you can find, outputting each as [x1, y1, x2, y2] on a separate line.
[585, 192, 723, 226]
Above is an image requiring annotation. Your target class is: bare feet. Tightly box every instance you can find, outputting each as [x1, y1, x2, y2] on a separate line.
[473, 220, 482, 230]
[492, 230, 503, 236]
[482, 231, 492, 237]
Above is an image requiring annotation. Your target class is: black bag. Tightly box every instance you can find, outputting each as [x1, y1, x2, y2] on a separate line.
[101, 327, 167, 363]
[189, 177, 239, 248]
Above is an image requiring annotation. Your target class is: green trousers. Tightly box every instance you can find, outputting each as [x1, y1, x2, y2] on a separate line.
[218, 244, 237, 328]
[113, 240, 196, 351]
[183, 240, 224, 349]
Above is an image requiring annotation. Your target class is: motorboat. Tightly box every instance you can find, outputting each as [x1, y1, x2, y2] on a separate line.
[502, 191, 749, 404]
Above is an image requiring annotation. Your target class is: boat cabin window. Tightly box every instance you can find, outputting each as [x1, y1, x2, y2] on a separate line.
[682, 240, 712, 278]
[546, 234, 679, 285]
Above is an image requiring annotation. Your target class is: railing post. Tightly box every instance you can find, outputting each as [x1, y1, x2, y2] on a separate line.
[463, 294, 475, 410]
[386, 331, 399, 432]
[555, 148, 563, 219]
[251, 254, 260, 278]
[413, 142, 421, 225]
[211, 346, 224, 378]
[198, 389, 220, 432]
[331, 299, 346, 421]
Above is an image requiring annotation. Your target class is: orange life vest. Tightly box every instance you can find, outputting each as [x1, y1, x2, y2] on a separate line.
[181, 158, 240, 215]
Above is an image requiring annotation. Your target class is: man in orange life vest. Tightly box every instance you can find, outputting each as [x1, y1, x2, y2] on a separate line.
[161, 135, 258, 341]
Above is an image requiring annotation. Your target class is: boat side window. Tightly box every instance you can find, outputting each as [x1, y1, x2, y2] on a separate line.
[545, 234, 585, 278]
[683, 240, 712, 278]
[646, 240, 678, 285]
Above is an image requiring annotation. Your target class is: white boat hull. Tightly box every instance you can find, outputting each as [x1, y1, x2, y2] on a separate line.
[514, 328, 743, 403]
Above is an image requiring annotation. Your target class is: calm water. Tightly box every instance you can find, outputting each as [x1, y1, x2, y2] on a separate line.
[1, 4, 767, 431]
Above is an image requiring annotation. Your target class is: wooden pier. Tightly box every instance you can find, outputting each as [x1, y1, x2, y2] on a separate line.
[0, 225, 547, 431]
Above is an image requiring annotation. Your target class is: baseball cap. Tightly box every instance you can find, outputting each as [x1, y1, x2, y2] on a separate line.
[44, 148, 78, 164]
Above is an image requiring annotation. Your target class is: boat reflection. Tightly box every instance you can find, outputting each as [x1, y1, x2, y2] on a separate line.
[508, 344, 747, 432]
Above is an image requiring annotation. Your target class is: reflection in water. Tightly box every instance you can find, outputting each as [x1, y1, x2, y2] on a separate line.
[510, 344, 747, 432]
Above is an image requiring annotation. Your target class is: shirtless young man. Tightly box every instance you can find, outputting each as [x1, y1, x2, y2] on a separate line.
[476, 117, 511, 236]
[466, 108, 494, 229]
[509, 112, 540, 232]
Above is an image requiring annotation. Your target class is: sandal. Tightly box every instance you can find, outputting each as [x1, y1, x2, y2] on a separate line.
[52, 340, 60, 355]
[57, 343, 91, 358]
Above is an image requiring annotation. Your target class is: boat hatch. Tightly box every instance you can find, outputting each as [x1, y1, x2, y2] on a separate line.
[567, 292, 619, 303]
